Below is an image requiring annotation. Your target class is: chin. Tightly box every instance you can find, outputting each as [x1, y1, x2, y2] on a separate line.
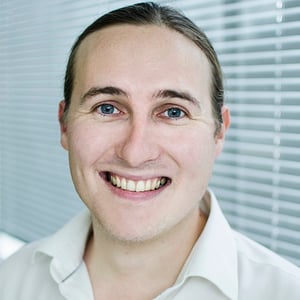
[92, 212, 170, 245]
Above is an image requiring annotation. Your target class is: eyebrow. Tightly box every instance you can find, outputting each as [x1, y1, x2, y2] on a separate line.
[154, 89, 201, 108]
[80, 86, 201, 108]
[80, 86, 127, 105]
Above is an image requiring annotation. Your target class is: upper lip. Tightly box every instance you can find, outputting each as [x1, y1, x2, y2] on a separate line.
[102, 171, 170, 182]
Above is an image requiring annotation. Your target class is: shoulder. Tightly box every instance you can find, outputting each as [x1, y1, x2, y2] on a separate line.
[0, 240, 56, 299]
[0, 240, 40, 273]
[0, 239, 49, 280]
[233, 231, 300, 298]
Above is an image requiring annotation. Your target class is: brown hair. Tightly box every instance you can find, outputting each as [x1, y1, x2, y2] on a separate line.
[63, 2, 224, 131]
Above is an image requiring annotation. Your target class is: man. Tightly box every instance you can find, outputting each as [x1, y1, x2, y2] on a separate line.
[0, 2, 299, 299]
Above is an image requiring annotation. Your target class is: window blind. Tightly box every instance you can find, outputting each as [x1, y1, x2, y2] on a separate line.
[177, 0, 300, 265]
[0, 0, 299, 265]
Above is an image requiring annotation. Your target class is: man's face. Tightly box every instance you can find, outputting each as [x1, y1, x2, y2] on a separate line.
[59, 25, 228, 243]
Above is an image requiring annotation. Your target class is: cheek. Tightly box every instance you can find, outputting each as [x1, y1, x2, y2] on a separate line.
[67, 122, 113, 165]
[170, 129, 217, 174]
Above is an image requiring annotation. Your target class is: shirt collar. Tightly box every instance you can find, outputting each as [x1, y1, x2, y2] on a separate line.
[33, 208, 91, 283]
[177, 190, 238, 300]
[32, 191, 238, 299]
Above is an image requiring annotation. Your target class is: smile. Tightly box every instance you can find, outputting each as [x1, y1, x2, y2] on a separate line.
[105, 172, 169, 192]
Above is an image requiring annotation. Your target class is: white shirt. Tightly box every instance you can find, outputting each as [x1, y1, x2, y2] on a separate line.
[1, 190, 299, 299]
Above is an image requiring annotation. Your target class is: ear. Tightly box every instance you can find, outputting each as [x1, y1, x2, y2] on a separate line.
[215, 105, 230, 157]
[58, 100, 69, 150]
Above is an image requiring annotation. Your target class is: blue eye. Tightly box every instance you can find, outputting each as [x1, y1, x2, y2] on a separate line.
[97, 104, 119, 115]
[164, 107, 185, 119]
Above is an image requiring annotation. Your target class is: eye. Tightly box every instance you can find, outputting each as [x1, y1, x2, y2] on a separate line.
[163, 107, 186, 119]
[96, 103, 120, 115]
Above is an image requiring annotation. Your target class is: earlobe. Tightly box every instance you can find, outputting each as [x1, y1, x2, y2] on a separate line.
[215, 105, 230, 157]
[58, 100, 69, 150]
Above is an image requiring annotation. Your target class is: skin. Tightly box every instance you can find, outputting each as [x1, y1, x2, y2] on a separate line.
[59, 24, 230, 299]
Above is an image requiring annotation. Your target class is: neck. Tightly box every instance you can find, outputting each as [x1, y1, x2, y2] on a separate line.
[84, 208, 207, 299]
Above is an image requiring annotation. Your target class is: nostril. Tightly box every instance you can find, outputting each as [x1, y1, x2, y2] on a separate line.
[114, 125, 161, 168]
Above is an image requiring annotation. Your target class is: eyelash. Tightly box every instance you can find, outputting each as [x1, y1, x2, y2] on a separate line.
[93, 102, 188, 121]
[160, 107, 187, 119]
[95, 103, 122, 116]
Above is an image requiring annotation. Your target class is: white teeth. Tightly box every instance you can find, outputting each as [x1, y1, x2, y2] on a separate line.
[155, 179, 160, 189]
[111, 176, 116, 186]
[151, 179, 157, 190]
[109, 174, 167, 192]
[116, 176, 121, 188]
[127, 180, 135, 191]
[136, 181, 145, 192]
[121, 178, 127, 190]
[161, 177, 167, 186]
[145, 180, 151, 191]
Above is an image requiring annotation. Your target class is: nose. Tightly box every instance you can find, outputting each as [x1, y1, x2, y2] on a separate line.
[116, 117, 160, 168]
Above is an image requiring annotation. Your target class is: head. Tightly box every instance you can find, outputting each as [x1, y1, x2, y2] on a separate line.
[59, 2, 230, 243]
[63, 1, 224, 134]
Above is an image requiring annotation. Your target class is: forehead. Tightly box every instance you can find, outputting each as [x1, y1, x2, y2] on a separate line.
[78, 24, 199, 52]
[76, 24, 209, 67]
[73, 24, 211, 99]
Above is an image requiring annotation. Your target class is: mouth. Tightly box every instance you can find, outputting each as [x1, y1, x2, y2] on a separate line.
[102, 172, 170, 192]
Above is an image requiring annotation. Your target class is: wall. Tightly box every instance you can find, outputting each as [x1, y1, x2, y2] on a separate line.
[0, 0, 299, 265]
